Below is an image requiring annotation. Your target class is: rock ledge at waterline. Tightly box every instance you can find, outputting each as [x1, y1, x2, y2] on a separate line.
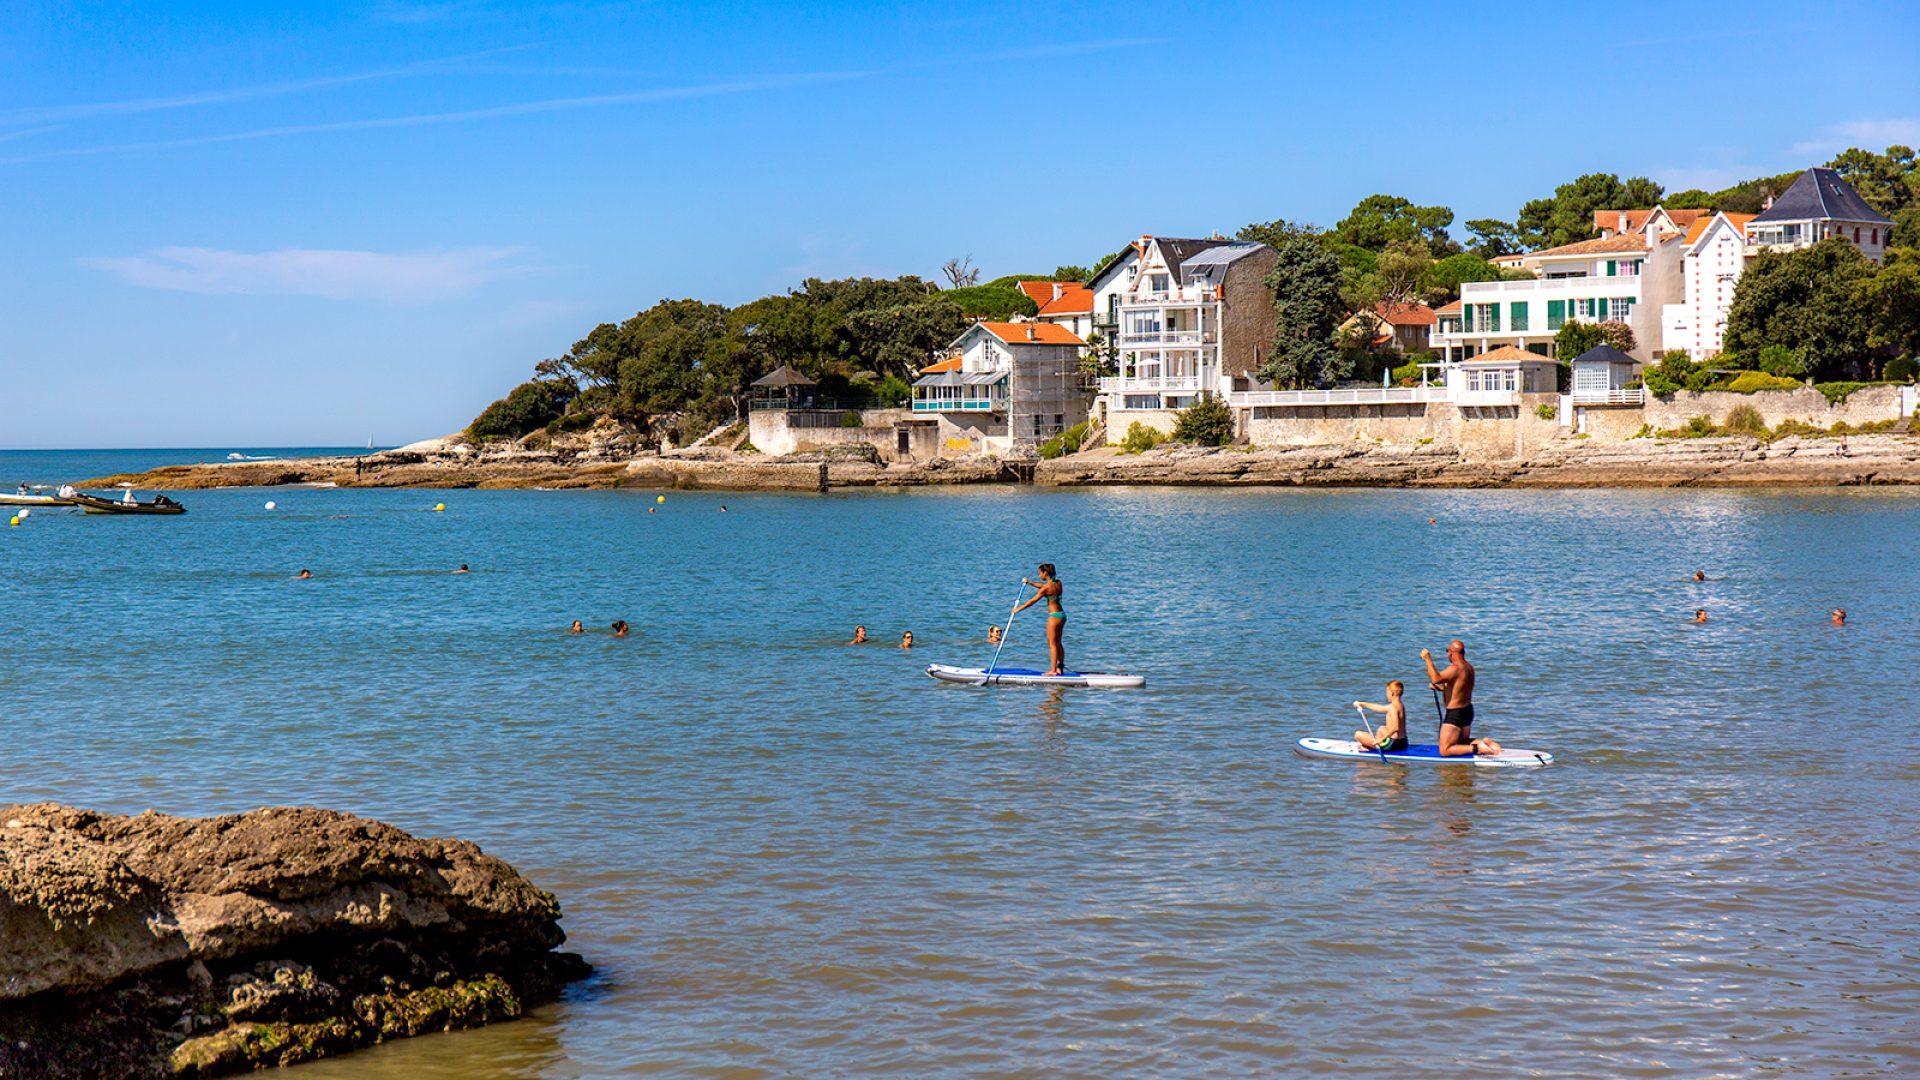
[0, 803, 588, 1078]
[82, 430, 1920, 491]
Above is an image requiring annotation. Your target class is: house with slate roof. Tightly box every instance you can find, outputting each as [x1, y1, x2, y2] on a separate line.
[1746, 168, 1893, 261]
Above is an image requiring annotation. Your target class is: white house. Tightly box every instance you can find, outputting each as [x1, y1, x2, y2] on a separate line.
[1746, 167, 1893, 261]
[1092, 236, 1277, 422]
[910, 321, 1090, 453]
[1660, 212, 1755, 358]
[1432, 225, 1680, 364]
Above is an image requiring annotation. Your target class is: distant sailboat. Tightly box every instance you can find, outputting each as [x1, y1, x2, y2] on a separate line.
[366, 435, 374, 451]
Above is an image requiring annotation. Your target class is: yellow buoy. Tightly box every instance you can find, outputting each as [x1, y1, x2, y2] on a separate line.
[433, 503, 446, 512]
[8, 516, 18, 527]
[656, 495, 666, 503]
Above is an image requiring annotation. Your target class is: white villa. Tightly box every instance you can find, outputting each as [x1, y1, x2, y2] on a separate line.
[1432, 225, 1676, 364]
[1088, 236, 1277, 421]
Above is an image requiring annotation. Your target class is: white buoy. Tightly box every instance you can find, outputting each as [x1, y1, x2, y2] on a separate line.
[265, 501, 277, 510]
[16, 508, 28, 519]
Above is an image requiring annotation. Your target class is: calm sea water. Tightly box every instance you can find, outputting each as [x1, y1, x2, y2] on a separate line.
[5, 449, 1918, 1078]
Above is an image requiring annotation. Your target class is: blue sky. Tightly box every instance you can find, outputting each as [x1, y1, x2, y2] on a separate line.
[4, 0, 1916, 448]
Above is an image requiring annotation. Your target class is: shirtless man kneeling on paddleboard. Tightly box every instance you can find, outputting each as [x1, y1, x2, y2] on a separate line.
[1422, 640, 1501, 757]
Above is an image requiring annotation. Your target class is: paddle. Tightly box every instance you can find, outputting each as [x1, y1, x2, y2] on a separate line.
[1354, 703, 1390, 762]
[977, 581, 1025, 686]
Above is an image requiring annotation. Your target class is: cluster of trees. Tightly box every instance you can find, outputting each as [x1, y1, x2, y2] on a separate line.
[467, 265, 1104, 442]
[1720, 240, 1920, 381]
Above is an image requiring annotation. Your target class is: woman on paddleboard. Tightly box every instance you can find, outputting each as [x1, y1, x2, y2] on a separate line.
[1012, 563, 1066, 676]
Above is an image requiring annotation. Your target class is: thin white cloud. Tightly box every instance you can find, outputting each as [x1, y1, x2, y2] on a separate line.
[80, 246, 527, 303]
[5, 71, 868, 164]
[2, 36, 1163, 165]
[1791, 118, 1920, 158]
[0, 46, 533, 127]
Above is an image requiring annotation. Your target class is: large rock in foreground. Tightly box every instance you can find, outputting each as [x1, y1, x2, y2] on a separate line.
[0, 804, 589, 1078]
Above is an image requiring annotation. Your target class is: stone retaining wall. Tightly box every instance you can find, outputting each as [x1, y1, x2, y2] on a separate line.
[1643, 385, 1908, 431]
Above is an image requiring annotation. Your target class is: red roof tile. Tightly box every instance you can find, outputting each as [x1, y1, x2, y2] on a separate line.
[976, 321, 1085, 346]
[1375, 302, 1435, 327]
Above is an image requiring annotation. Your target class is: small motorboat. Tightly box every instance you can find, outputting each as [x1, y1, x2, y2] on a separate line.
[70, 491, 187, 515]
[0, 488, 76, 507]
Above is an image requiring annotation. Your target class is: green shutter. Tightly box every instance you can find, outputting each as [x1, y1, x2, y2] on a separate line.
[1490, 304, 1501, 332]
[1547, 299, 1565, 329]
[1605, 259, 1616, 276]
[1512, 301, 1527, 331]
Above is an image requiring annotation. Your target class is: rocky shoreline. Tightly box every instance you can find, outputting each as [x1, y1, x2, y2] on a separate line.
[0, 804, 589, 1078]
[81, 430, 1920, 492]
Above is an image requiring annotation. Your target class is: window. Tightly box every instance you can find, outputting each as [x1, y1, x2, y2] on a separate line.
[1609, 297, 1632, 321]
[1855, 227, 1862, 243]
[1504, 370, 1516, 392]
[1468, 371, 1481, 391]
[1872, 228, 1880, 245]
[1510, 301, 1529, 332]
[1150, 274, 1169, 295]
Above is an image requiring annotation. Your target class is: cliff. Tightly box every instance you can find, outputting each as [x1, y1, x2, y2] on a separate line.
[0, 803, 589, 1078]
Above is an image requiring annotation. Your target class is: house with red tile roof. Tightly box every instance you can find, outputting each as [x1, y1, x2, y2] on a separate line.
[909, 321, 1091, 453]
[1341, 301, 1436, 354]
[1016, 281, 1096, 339]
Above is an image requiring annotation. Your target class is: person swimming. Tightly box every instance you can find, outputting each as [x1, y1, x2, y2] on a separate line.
[295, 569, 312, 580]
[987, 624, 1002, 645]
[611, 620, 630, 637]
[1011, 563, 1066, 676]
[1831, 608, 1847, 626]
[899, 630, 914, 649]
[1693, 570, 1706, 582]
[569, 620, 584, 634]
[1693, 609, 1708, 623]
[453, 564, 469, 574]
[848, 625, 867, 644]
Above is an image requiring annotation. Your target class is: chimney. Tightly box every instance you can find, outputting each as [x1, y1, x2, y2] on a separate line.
[1026, 327, 1036, 341]
[1761, 189, 1774, 211]
[1617, 210, 1628, 232]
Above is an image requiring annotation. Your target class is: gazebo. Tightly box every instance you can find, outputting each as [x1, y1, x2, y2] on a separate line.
[1569, 344, 1640, 401]
[750, 365, 818, 410]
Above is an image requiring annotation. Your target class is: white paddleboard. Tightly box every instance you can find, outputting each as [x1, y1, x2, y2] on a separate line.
[925, 663, 1145, 689]
[1294, 737, 1552, 767]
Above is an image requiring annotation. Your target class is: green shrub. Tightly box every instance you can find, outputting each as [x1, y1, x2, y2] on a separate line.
[860, 374, 912, 407]
[1884, 356, 1918, 382]
[1722, 403, 1768, 436]
[940, 285, 1038, 319]
[1640, 352, 1716, 397]
[737, 441, 760, 454]
[544, 408, 602, 436]
[1657, 415, 1718, 438]
[468, 378, 576, 440]
[1171, 392, 1234, 446]
[837, 410, 863, 428]
[1815, 381, 1872, 404]
[1039, 420, 1092, 459]
[1390, 359, 1423, 386]
[1756, 344, 1810, 378]
[1720, 371, 1803, 394]
[1535, 403, 1557, 420]
[1120, 421, 1165, 453]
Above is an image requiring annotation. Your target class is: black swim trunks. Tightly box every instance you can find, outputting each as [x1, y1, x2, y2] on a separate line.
[1443, 705, 1474, 730]
[1381, 735, 1409, 752]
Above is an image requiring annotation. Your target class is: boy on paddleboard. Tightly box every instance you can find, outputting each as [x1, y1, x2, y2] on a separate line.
[1353, 681, 1408, 752]
[1422, 640, 1502, 757]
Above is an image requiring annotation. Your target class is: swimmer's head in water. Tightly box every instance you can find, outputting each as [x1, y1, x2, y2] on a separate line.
[1694, 570, 1706, 580]
[901, 631, 913, 646]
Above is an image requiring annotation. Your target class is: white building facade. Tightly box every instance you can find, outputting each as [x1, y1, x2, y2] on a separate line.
[1094, 237, 1276, 418]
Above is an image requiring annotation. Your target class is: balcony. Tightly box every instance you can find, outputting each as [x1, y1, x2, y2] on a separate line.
[1100, 375, 1205, 395]
[1230, 386, 1451, 409]
[1118, 330, 1214, 347]
[1120, 288, 1217, 308]
[912, 396, 1004, 413]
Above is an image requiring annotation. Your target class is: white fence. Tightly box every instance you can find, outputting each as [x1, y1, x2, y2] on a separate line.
[1228, 386, 1452, 409]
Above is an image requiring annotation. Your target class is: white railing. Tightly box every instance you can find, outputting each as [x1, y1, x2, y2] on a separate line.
[1567, 388, 1645, 405]
[1100, 376, 1205, 394]
[1120, 290, 1217, 307]
[1450, 389, 1523, 407]
[1118, 331, 1212, 346]
[1459, 277, 1642, 298]
[1230, 386, 1452, 408]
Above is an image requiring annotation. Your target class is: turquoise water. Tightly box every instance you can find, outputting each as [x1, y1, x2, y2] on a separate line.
[5, 449, 1919, 1078]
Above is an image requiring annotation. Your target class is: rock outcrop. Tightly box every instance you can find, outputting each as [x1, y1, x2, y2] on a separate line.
[79, 431, 1920, 493]
[0, 804, 589, 1078]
